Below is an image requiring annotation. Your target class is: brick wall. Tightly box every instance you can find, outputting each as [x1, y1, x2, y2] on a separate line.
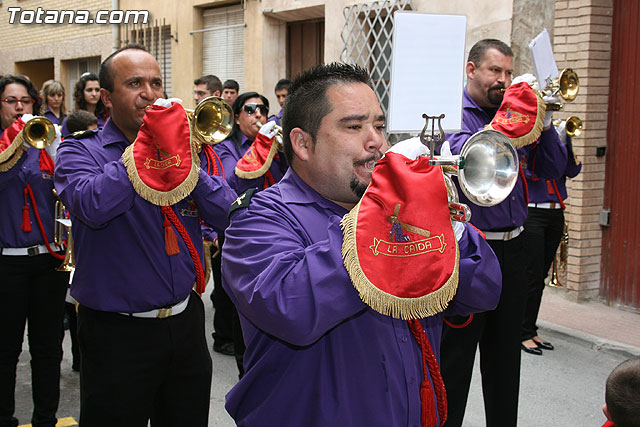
[0, 0, 112, 49]
[553, 0, 613, 300]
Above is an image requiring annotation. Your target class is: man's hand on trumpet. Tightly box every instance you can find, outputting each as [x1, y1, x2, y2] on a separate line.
[257, 120, 283, 150]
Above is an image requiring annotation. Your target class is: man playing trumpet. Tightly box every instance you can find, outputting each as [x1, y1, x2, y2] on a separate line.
[221, 63, 502, 426]
[54, 45, 237, 426]
[439, 39, 569, 427]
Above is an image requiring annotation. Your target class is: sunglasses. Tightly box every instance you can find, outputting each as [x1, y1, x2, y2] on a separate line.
[1, 97, 35, 106]
[243, 103, 268, 116]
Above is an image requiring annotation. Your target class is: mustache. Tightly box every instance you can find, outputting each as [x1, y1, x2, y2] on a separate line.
[353, 151, 383, 167]
[490, 84, 506, 92]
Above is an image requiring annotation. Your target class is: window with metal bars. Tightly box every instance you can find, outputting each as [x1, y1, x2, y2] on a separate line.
[120, 20, 173, 96]
[340, 0, 414, 126]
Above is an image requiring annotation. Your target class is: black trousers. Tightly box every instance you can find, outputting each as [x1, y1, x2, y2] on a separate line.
[522, 207, 564, 341]
[210, 233, 234, 346]
[0, 254, 68, 427]
[77, 292, 212, 427]
[441, 235, 527, 427]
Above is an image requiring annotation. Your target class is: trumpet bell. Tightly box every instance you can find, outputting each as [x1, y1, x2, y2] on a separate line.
[558, 68, 579, 102]
[565, 116, 583, 137]
[23, 117, 56, 149]
[190, 96, 233, 145]
[458, 130, 519, 207]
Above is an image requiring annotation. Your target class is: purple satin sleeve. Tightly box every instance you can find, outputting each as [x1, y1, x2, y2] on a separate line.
[54, 139, 136, 228]
[222, 205, 366, 347]
[445, 224, 502, 316]
[525, 128, 568, 180]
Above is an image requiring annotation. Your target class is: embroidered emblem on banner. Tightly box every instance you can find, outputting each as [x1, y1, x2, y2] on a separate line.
[494, 103, 530, 125]
[243, 146, 260, 167]
[145, 146, 181, 170]
[369, 204, 447, 257]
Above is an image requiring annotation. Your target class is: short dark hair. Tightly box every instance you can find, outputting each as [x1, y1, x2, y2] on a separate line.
[99, 44, 148, 93]
[467, 39, 513, 66]
[606, 357, 640, 427]
[275, 78, 291, 92]
[223, 79, 239, 92]
[65, 110, 98, 135]
[227, 91, 269, 143]
[0, 74, 42, 119]
[282, 63, 372, 165]
[194, 74, 222, 95]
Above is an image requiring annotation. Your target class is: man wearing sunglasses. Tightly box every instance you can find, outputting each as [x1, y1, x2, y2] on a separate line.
[0, 74, 69, 427]
[209, 92, 288, 378]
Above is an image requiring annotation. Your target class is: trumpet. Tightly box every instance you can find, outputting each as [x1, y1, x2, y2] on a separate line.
[19, 116, 56, 149]
[553, 116, 583, 138]
[52, 189, 75, 272]
[419, 115, 519, 221]
[186, 96, 234, 146]
[543, 68, 579, 111]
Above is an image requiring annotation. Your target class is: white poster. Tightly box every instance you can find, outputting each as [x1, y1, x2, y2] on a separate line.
[387, 12, 467, 134]
[529, 29, 559, 89]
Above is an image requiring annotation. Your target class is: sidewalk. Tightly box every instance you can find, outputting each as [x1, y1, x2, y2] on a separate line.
[537, 286, 640, 356]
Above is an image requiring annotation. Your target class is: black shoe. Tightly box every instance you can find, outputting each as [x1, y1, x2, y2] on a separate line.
[533, 340, 554, 350]
[213, 342, 235, 356]
[521, 343, 543, 355]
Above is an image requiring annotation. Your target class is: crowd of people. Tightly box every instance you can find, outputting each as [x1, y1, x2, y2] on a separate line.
[0, 39, 634, 427]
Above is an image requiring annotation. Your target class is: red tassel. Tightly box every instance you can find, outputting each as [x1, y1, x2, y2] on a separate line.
[163, 216, 180, 256]
[161, 205, 206, 293]
[21, 205, 32, 232]
[546, 180, 555, 195]
[421, 381, 437, 427]
[21, 188, 32, 232]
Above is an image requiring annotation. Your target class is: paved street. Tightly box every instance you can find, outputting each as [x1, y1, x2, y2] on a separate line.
[13, 284, 637, 427]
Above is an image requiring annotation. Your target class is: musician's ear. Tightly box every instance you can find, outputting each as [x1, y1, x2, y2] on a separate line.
[290, 128, 312, 161]
[466, 61, 477, 80]
[100, 88, 112, 110]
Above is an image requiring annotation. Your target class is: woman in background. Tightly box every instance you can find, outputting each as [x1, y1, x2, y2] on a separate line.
[40, 80, 66, 126]
[61, 73, 107, 136]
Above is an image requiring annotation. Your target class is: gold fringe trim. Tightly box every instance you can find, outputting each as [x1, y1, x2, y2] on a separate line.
[341, 201, 460, 320]
[486, 88, 546, 148]
[0, 144, 25, 172]
[234, 140, 279, 180]
[0, 130, 25, 163]
[121, 138, 201, 207]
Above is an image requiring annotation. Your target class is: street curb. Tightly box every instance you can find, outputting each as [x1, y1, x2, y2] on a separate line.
[538, 320, 640, 358]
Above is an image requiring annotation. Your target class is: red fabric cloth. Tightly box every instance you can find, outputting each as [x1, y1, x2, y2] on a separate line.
[235, 131, 278, 177]
[132, 102, 192, 192]
[489, 82, 540, 139]
[602, 420, 615, 427]
[0, 117, 25, 163]
[39, 150, 55, 175]
[352, 151, 457, 301]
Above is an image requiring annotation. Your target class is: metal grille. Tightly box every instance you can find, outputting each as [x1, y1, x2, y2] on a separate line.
[340, 0, 413, 124]
[120, 19, 174, 96]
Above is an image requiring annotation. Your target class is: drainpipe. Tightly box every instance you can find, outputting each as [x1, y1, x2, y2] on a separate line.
[112, 0, 120, 52]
